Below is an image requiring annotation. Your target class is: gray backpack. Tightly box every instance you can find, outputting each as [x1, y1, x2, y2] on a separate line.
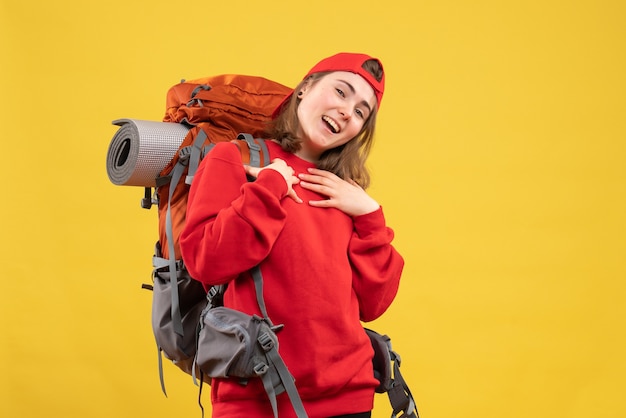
[194, 267, 307, 418]
[147, 131, 308, 417]
[144, 132, 272, 387]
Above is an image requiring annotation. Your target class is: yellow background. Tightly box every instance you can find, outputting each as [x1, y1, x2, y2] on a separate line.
[1, 0, 625, 417]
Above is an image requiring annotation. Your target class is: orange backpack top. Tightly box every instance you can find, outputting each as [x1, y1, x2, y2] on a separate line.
[155, 75, 292, 261]
[163, 74, 291, 128]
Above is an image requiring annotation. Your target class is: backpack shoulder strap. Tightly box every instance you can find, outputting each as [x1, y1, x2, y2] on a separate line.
[185, 127, 210, 185]
[387, 350, 419, 418]
[236, 133, 270, 167]
[250, 265, 306, 418]
[365, 328, 419, 418]
[257, 330, 308, 418]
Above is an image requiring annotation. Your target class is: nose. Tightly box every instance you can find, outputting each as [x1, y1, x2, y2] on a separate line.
[338, 106, 352, 120]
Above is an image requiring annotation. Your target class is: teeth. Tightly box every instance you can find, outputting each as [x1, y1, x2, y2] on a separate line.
[322, 115, 339, 133]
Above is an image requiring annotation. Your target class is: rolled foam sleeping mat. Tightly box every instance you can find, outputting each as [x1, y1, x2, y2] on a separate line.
[106, 118, 189, 187]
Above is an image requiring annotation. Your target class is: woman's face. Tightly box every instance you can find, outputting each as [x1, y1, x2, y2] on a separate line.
[296, 71, 376, 161]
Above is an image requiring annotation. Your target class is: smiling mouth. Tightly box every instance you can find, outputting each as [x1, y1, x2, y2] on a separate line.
[322, 115, 340, 133]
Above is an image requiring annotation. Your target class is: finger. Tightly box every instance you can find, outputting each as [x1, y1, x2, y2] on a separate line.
[244, 164, 260, 178]
[298, 180, 335, 197]
[298, 172, 335, 186]
[306, 167, 335, 177]
[307, 198, 335, 208]
[303, 168, 336, 179]
[347, 178, 361, 188]
[287, 188, 303, 204]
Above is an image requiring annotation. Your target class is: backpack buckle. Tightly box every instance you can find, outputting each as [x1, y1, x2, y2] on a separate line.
[207, 285, 224, 306]
[253, 362, 269, 376]
[177, 146, 191, 165]
[186, 98, 203, 107]
[258, 332, 275, 352]
[141, 187, 153, 209]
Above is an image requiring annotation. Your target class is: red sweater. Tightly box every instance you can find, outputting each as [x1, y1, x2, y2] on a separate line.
[179, 140, 404, 417]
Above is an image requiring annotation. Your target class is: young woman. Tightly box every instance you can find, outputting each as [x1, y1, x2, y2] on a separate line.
[180, 52, 404, 418]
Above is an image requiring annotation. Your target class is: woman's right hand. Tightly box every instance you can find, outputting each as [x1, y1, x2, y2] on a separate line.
[244, 159, 303, 203]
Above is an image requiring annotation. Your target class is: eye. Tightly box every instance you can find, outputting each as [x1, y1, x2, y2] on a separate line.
[355, 108, 364, 119]
[335, 88, 346, 97]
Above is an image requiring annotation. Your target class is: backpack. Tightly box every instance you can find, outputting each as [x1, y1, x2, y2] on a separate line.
[142, 74, 292, 387]
[108, 75, 309, 417]
[106, 74, 419, 418]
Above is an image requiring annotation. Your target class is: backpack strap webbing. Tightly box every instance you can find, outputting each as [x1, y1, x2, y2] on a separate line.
[250, 266, 306, 418]
[154, 128, 219, 395]
[257, 330, 308, 418]
[186, 128, 209, 185]
[163, 127, 223, 337]
[165, 158, 188, 337]
[250, 265, 283, 331]
[154, 158, 188, 396]
[237, 132, 270, 167]
[387, 347, 419, 418]
[141, 187, 153, 209]
[241, 134, 306, 416]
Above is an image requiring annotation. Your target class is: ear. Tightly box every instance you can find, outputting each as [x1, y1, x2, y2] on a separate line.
[298, 77, 313, 98]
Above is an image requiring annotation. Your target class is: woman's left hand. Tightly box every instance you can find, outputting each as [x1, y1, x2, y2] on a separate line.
[298, 168, 380, 216]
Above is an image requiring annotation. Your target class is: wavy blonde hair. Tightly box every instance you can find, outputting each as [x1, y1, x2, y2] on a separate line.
[268, 59, 384, 189]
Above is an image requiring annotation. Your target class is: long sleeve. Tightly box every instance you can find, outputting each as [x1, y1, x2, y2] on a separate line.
[349, 207, 404, 322]
[179, 141, 289, 285]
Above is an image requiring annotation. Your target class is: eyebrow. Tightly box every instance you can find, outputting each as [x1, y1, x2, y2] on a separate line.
[338, 80, 372, 114]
